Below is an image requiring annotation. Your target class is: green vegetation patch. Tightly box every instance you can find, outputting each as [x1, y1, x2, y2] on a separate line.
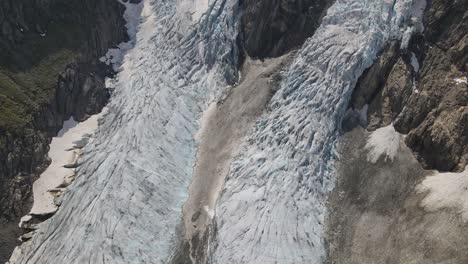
[0, 50, 76, 130]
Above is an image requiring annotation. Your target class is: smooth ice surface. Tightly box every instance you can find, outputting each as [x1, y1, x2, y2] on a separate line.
[9, 0, 239, 263]
[212, 1, 415, 263]
[365, 125, 401, 163]
[418, 167, 468, 222]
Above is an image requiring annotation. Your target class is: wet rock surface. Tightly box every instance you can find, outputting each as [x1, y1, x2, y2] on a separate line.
[0, 0, 127, 261]
[349, 0, 467, 172]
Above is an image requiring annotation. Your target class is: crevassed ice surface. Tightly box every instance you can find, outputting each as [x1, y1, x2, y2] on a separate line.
[212, 0, 415, 263]
[10, 0, 238, 263]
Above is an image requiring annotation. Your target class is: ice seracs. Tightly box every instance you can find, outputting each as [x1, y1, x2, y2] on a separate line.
[212, 0, 416, 263]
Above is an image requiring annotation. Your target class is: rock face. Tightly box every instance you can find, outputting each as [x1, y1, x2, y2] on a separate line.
[350, 0, 467, 172]
[0, 0, 127, 261]
[240, 0, 332, 58]
[327, 127, 468, 264]
[328, 1, 468, 262]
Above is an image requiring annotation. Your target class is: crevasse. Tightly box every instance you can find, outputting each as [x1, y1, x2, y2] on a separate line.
[9, 0, 238, 263]
[212, 0, 415, 263]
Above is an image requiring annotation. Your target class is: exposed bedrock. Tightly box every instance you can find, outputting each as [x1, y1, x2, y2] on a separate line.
[349, 0, 467, 172]
[0, 0, 127, 261]
[239, 0, 333, 59]
[329, 1, 468, 262]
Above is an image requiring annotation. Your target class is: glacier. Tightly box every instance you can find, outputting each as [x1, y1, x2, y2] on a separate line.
[8, 0, 422, 263]
[211, 0, 416, 263]
[9, 0, 239, 263]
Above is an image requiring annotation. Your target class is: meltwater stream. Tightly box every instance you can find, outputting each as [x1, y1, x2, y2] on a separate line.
[9, 0, 419, 263]
[9, 0, 239, 263]
[212, 0, 415, 263]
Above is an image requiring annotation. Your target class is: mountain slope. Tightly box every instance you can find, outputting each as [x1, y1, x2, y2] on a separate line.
[0, 0, 127, 261]
[4, 0, 468, 263]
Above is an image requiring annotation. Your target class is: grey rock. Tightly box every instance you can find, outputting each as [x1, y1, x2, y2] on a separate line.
[327, 127, 468, 264]
[351, 42, 401, 111]
[367, 57, 413, 130]
[349, 0, 467, 172]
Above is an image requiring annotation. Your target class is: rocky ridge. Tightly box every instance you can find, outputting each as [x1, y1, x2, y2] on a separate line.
[349, 0, 467, 172]
[239, 0, 333, 59]
[327, 0, 468, 262]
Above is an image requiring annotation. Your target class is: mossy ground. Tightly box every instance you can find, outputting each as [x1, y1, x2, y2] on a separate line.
[0, 8, 91, 132]
[0, 50, 76, 130]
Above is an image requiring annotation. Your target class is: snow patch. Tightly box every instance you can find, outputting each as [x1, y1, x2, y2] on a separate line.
[29, 113, 103, 215]
[454, 77, 467, 85]
[177, 0, 210, 28]
[192, 0, 209, 22]
[418, 167, 468, 222]
[365, 125, 401, 163]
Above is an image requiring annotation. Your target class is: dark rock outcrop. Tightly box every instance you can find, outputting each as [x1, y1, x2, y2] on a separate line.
[240, 0, 333, 58]
[349, 0, 467, 172]
[0, 0, 127, 261]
